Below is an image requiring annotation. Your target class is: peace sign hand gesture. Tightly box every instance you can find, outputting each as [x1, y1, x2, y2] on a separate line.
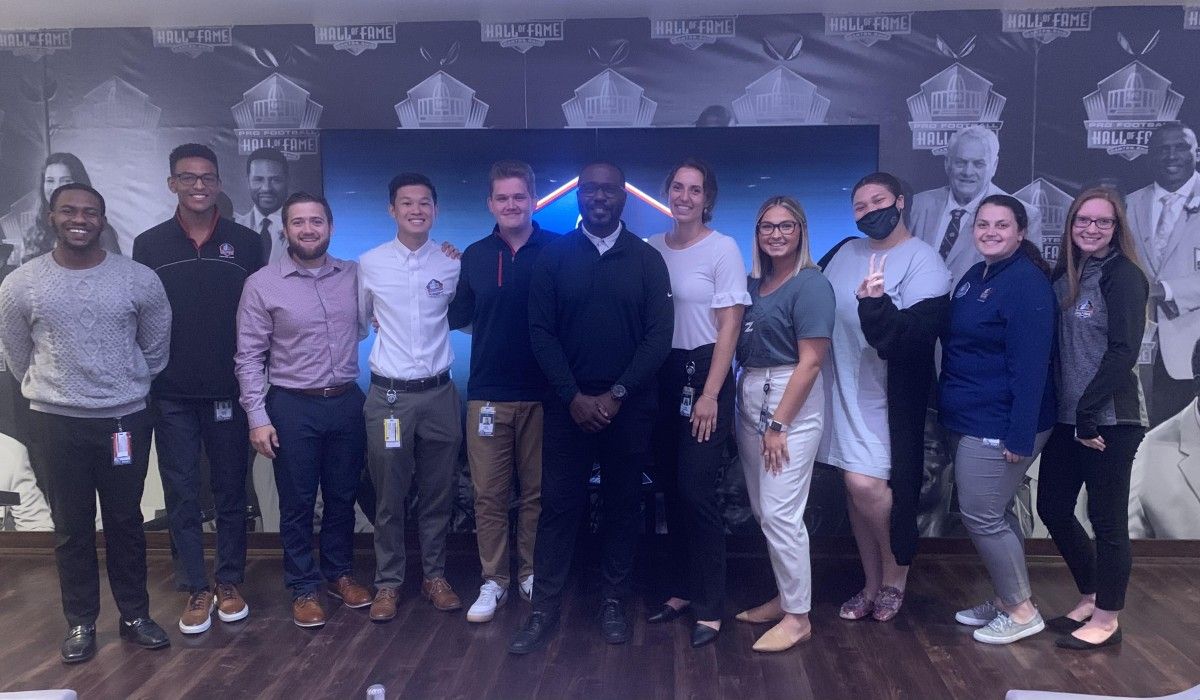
[855, 253, 887, 299]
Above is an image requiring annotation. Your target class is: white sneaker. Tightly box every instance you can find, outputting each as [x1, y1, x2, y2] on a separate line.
[466, 581, 507, 623]
[519, 575, 534, 602]
[973, 611, 1045, 645]
[955, 600, 999, 626]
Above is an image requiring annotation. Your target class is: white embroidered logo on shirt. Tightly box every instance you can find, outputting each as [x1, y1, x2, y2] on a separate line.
[743, 320, 754, 333]
[1075, 299, 1095, 319]
[954, 282, 970, 299]
[426, 279, 445, 297]
[218, 242, 235, 258]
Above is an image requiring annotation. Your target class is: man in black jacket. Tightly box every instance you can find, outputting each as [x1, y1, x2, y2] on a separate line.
[508, 161, 673, 654]
[133, 143, 263, 637]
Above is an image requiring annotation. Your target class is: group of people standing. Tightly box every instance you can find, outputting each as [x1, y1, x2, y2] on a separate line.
[0, 137, 1148, 665]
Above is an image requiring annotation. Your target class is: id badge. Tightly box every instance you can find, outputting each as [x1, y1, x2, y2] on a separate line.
[112, 431, 133, 465]
[214, 400, 233, 422]
[679, 386, 695, 418]
[1138, 321, 1157, 365]
[384, 417, 402, 449]
[757, 404, 770, 435]
[478, 404, 496, 437]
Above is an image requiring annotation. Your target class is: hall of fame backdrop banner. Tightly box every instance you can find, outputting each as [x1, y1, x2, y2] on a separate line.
[2, 6, 1199, 539]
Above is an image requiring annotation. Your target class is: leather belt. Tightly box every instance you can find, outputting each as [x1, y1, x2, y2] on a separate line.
[370, 370, 452, 394]
[280, 382, 353, 398]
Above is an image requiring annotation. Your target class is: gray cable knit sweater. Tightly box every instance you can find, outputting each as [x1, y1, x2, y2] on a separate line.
[0, 252, 171, 418]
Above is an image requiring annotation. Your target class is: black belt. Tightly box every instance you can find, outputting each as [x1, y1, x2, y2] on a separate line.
[279, 382, 353, 398]
[370, 370, 451, 393]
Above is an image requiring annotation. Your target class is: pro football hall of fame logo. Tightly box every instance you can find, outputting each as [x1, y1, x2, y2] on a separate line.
[563, 69, 657, 128]
[1014, 179, 1074, 264]
[1083, 61, 1184, 160]
[395, 72, 489, 129]
[314, 24, 396, 56]
[824, 12, 911, 47]
[1001, 9, 1092, 44]
[0, 29, 71, 60]
[152, 27, 232, 58]
[230, 74, 323, 160]
[907, 64, 1006, 154]
[480, 21, 564, 54]
[650, 16, 736, 50]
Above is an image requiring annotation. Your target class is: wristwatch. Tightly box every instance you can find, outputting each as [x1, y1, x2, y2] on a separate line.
[609, 384, 627, 401]
[766, 419, 788, 433]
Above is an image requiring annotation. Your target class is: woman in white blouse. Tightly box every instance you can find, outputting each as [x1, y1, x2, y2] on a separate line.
[646, 158, 750, 648]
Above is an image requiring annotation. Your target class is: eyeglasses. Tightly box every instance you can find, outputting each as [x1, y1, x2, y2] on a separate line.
[1072, 215, 1116, 231]
[173, 172, 220, 187]
[578, 183, 623, 198]
[756, 220, 799, 236]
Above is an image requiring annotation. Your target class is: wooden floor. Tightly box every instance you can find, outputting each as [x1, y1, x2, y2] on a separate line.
[1, 545, 1199, 700]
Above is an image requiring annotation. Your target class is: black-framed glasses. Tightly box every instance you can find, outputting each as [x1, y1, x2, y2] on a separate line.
[173, 172, 220, 187]
[578, 183, 623, 198]
[757, 220, 799, 236]
[1072, 215, 1116, 231]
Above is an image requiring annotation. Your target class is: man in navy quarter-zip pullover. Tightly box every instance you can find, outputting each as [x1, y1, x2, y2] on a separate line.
[449, 160, 558, 624]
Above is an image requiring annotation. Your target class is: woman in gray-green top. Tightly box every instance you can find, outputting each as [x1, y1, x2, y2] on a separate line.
[732, 195, 835, 653]
[1037, 187, 1149, 650]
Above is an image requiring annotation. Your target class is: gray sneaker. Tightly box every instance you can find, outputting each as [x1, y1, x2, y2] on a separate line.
[955, 600, 999, 626]
[973, 611, 1045, 645]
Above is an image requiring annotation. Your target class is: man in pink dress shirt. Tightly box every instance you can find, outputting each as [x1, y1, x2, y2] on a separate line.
[235, 192, 372, 628]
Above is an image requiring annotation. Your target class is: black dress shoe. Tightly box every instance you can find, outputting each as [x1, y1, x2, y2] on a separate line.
[600, 598, 630, 644]
[690, 623, 720, 648]
[61, 624, 96, 664]
[119, 618, 170, 649]
[647, 603, 688, 624]
[1046, 615, 1089, 634]
[1055, 627, 1122, 650]
[508, 611, 559, 655]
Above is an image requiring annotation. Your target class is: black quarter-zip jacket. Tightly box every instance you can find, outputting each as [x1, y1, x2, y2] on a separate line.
[132, 212, 263, 400]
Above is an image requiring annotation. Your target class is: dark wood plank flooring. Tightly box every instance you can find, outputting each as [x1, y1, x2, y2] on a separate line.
[2, 547, 1199, 699]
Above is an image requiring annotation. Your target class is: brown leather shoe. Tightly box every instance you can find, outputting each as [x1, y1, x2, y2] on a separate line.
[422, 577, 462, 611]
[215, 583, 249, 622]
[179, 589, 214, 635]
[292, 593, 326, 628]
[370, 586, 399, 622]
[328, 575, 372, 609]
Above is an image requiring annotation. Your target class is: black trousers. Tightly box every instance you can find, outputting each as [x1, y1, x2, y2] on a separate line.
[27, 407, 154, 627]
[531, 393, 655, 615]
[1036, 423, 1145, 612]
[651, 345, 733, 621]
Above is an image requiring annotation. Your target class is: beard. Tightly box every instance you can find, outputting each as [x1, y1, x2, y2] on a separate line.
[288, 239, 330, 261]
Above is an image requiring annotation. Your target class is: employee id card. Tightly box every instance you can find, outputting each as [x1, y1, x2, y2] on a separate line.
[112, 430, 133, 465]
[384, 417, 403, 449]
[214, 400, 233, 422]
[478, 403, 496, 437]
[679, 386, 695, 417]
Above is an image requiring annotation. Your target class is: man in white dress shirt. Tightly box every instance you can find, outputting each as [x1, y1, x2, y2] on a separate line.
[909, 126, 1042, 283]
[358, 172, 463, 620]
[1124, 122, 1200, 425]
[235, 148, 290, 267]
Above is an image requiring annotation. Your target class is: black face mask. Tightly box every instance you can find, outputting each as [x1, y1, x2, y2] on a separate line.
[856, 204, 901, 240]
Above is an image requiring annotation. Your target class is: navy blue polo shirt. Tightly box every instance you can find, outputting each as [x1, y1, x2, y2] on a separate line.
[133, 211, 263, 400]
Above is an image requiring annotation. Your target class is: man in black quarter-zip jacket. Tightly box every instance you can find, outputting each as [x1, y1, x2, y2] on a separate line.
[508, 160, 673, 654]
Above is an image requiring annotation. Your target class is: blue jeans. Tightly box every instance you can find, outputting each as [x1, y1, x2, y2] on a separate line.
[154, 398, 249, 592]
[268, 386, 365, 597]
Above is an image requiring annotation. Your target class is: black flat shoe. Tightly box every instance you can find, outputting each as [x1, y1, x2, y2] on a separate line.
[647, 603, 688, 624]
[61, 624, 96, 664]
[1046, 615, 1089, 634]
[690, 623, 720, 648]
[119, 618, 170, 649]
[508, 611, 559, 655]
[1055, 627, 1122, 650]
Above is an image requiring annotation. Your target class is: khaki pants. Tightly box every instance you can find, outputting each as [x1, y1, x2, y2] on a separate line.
[466, 400, 542, 588]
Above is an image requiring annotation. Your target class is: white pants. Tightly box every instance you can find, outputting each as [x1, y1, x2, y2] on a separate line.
[735, 364, 824, 614]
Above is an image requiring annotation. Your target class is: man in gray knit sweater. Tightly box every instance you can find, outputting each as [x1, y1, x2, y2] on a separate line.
[0, 183, 173, 664]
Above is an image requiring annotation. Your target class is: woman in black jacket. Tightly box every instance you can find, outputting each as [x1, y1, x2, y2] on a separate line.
[1037, 187, 1149, 650]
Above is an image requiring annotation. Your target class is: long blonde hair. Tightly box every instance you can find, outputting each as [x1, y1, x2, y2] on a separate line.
[750, 195, 816, 279]
[1054, 187, 1144, 309]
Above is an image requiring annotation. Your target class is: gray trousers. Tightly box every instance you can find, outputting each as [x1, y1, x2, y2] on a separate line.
[365, 381, 462, 587]
[951, 430, 1050, 606]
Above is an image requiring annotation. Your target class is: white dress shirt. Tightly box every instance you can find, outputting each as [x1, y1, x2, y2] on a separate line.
[582, 222, 623, 254]
[0, 433, 53, 531]
[358, 237, 460, 380]
[252, 209, 287, 266]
